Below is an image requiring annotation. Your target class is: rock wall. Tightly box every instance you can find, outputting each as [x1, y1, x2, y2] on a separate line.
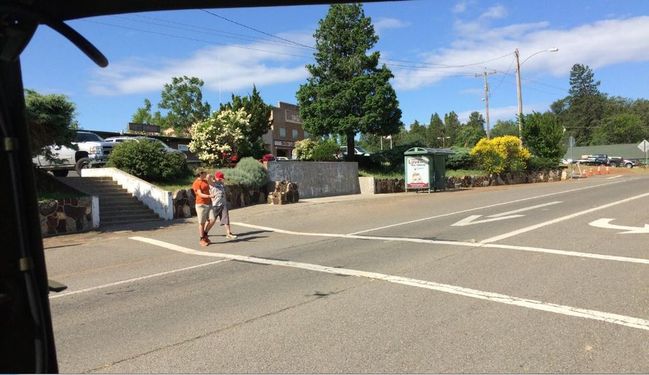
[267, 181, 299, 205]
[372, 170, 564, 194]
[39, 197, 94, 237]
[172, 184, 272, 218]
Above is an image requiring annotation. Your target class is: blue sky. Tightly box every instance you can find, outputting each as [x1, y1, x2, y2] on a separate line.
[20, 0, 649, 134]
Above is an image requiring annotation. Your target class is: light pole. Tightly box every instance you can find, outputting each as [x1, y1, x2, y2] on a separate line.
[437, 136, 450, 148]
[515, 47, 559, 139]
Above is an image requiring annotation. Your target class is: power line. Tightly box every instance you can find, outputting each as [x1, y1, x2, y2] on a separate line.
[83, 20, 312, 59]
[120, 14, 309, 50]
[201, 9, 315, 50]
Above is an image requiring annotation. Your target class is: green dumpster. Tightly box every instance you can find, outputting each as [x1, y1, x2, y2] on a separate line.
[404, 147, 454, 192]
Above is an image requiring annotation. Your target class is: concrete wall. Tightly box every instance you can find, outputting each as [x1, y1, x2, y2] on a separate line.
[266, 161, 360, 198]
[82, 167, 174, 220]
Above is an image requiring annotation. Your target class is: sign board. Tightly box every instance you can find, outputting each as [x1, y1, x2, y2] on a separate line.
[128, 122, 160, 133]
[177, 144, 189, 152]
[637, 139, 649, 153]
[405, 156, 430, 189]
[274, 140, 295, 147]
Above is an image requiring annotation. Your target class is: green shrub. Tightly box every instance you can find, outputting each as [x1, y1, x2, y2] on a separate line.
[312, 139, 340, 161]
[107, 139, 190, 181]
[446, 147, 475, 170]
[223, 157, 268, 189]
[295, 138, 340, 161]
[368, 143, 423, 172]
[527, 155, 560, 171]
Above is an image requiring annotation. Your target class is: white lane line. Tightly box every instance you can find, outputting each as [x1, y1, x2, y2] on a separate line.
[489, 201, 562, 218]
[49, 260, 228, 299]
[232, 221, 649, 265]
[232, 222, 649, 265]
[607, 175, 623, 180]
[130, 236, 649, 332]
[348, 180, 625, 235]
[480, 191, 649, 244]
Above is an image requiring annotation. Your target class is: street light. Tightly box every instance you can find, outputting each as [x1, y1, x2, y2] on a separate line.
[515, 47, 559, 139]
[437, 136, 450, 147]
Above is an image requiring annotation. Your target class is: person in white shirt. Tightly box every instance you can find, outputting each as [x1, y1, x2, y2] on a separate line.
[207, 171, 237, 240]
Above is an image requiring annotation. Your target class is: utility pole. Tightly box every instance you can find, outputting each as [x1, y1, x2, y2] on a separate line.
[514, 48, 523, 140]
[475, 69, 497, 139]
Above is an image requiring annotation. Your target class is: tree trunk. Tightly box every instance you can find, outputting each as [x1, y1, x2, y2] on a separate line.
[345, 132, 356, 162]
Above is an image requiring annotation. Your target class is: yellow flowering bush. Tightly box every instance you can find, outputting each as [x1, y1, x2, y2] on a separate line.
[470, 136, 531, 175]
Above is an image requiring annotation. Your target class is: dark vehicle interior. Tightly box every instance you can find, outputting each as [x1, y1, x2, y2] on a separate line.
[0, 0, 372, 372]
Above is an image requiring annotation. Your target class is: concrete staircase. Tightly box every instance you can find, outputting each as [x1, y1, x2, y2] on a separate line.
[58, 177, 162, 226]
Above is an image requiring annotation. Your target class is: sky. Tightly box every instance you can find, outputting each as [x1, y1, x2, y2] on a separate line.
[20, 0, 649, 134]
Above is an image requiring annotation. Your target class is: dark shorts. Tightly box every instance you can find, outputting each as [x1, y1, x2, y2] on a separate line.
[212, 204, 230, 226]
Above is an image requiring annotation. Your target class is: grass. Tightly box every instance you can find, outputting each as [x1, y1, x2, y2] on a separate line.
[155, 175, 197, 192]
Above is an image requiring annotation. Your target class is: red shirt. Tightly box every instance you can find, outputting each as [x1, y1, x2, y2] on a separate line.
[192, 178, 211, 205]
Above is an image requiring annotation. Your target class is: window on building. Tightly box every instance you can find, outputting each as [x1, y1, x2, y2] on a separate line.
[292, 129, 298, 139]
[279, 127, 286, 137]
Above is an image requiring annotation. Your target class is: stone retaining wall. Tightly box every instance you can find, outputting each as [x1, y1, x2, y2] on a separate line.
[372, 170, 564, 194]
[39, 197, 97, 237]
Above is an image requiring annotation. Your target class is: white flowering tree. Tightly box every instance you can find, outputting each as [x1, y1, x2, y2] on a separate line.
[189, 108, 249, 166]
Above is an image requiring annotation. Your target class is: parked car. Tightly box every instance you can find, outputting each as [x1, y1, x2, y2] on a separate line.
[340, 145, 370, 157]
[104, 136, 187, 159]
[577, 154, 609, 166]
[32, 130, 113, 177]
[608, 156, 637, 168]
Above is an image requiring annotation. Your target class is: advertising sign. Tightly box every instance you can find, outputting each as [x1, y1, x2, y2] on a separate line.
[405, 156, 430, 189]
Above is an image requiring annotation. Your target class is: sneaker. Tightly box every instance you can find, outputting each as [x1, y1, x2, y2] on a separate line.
[226, 234, 238, 239]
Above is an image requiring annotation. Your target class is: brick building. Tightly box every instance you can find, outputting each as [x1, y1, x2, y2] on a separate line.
[262, 102, 307, 158]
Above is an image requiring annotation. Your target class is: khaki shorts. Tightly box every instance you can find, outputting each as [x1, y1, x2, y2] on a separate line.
[196, 204, 215, 225]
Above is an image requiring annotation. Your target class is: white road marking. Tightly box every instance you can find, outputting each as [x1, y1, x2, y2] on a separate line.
[488, 201, 562, 217]
[348, 180, 625, 235]
[49, 260, 228, 299]
[130, 236, 649, 332]
[452, 201, 563, 226]
[607, 175, 623, 180]
[480, 191, 649, 243]
[451, 214, 524, 226]
[232, 222, 649, 265]
[589, 218, 649, 234]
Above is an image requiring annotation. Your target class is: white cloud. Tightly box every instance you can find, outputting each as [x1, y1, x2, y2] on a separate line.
[89, 33, 312, 96]
[392, 15, 649, 90]
[479, 5, 507, 20]
[453, 1, 468, 14]
[374, 17, 410, 34]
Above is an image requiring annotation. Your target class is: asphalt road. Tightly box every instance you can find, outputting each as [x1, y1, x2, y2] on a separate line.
[44, 172, 649, 373]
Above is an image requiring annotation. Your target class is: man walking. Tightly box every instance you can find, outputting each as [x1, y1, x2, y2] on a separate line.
[192, 170, 213, 246]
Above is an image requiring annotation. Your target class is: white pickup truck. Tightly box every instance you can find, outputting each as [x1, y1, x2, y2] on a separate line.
[32, 130, 114, 177]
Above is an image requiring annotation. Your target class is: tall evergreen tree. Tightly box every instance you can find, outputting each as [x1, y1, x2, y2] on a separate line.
[456, 112, 486, 148]
[296, 3, 402, 160]
[564, 64, 605, 145]
[428, 113, 445, 147]
[444, 111, 461, 146]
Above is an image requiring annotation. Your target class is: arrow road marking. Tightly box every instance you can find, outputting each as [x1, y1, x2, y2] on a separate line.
[452, 201, 562, 226]
[589, 218, 649, 234]
[451, 214, 524, 226]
